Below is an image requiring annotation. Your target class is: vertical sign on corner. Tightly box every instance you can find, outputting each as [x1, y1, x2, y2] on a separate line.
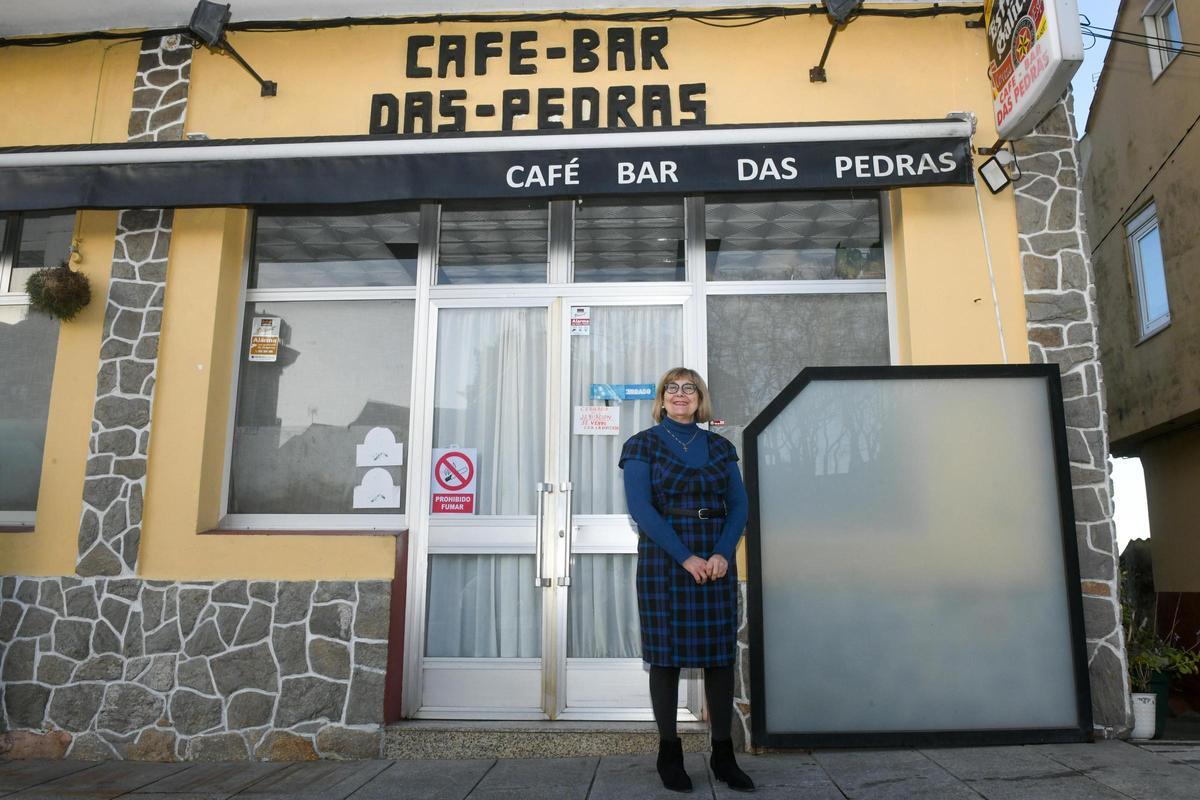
[431, 448, 477, 514]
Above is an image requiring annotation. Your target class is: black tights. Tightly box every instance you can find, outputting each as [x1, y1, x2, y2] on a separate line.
[649, 665, 735, 742]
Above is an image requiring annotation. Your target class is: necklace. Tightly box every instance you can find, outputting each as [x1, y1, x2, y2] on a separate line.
[661, 423, 699, 452]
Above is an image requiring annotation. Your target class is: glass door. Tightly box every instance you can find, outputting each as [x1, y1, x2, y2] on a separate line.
[420, 301, 552, 718]
[554, 300, 699, 720]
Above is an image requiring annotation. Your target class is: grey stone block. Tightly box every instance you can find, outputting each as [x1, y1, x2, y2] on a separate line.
[15, 579, 38, 603]
[3, 638, 36, 681]
[102, 502, 128, 542]
[314, 581, 356, 602]
[98, 682, 164, 733]
[187, 732, 251, 762]
[101, 337, 135, 358]
[78, 542, 125, 577]
[249, 581, 277, 603]
[309, 639, 351, 680]
[17, 605, 55, 637]
[4, 682, 51, 728]
[177, 656, 216, 694]
[135, 334, 160, 359]
[101, 596, 131, 634]
[54, 617, 93, 661]
[275, 676, 349, 727]
[356, 641, 388, 672]
[216, 604, 247, 643]
[98, 429, 138, 456]
[354, 584, 391, 640]
[211, 642, 279, 696]
[65, 585, 99, 619]
[185, 619, 225, 658]
[1083, 595, 1119, 639]
[48, 682, 105, 730]
[145, 622, 181, 655]
[212, 580, 250, 605]
[94, 396, 151, 431]
[345, 667, 385, 725]
[310, 602, 354, 641]
[178, 587, 209, 636]
[234, 602, 272, 646]
[314, 725, 382, 760]
[274, 623, 308, 676]
[86, 454, 115, 476]
[276, 582, 314, 624]
[170, 688, 224, 735]
[37, 581, 66, 616]
[227, 690, 274, 729]
[0, 600, 21, 640]
[137, 653, 176, 691]
[37, 654, 76, 686]
[75, 653, 124, 682]
[121, 209, 162, 232]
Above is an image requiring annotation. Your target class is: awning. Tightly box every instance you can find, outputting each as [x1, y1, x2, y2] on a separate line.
[0, 118, 975, 211]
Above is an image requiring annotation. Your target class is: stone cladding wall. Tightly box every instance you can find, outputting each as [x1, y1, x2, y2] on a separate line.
[0, 578, 390, 761]
[76, 35, 191, 578]
[1014, 91, 1131, 738]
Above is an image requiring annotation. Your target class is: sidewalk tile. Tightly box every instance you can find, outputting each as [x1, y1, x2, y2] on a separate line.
[713, 753, 844, 800]
[588, 753, 713, 800]
[121, 761, 290, 799]
[0, 760, 97, 795]
[466, 757, 597, 800]
[922, 745, 1130, 799]
[346, 759, 493, 799]
[813, 748, 980, 799]
[5, 761, 186, 799]
[1038, 740, 1200, 799]
[232, 760, 391, 799]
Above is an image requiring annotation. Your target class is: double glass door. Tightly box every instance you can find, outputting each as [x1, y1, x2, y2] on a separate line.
[418, 296, 700, 719]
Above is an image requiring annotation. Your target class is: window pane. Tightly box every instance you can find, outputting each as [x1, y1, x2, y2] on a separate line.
[437, 201, 547, 284]
[1136, 225, 1170, 327]
[228, 300, 414, 515]
[1163, 6, 1183, 55]
[432, 307, 545, 515]
[573, 198, 684, 282]
[706, 293, 890, 451]
[567, 554, 640, 658]
[0, 306, 59, 512]
[705, 196, 883, 281]
[252, 209, 420, 288]
[13, 212, 74, 294]
[426, 554, 542, 657]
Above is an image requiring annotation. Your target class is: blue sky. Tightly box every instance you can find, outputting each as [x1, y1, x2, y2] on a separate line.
[1071, 0, 1123, 131]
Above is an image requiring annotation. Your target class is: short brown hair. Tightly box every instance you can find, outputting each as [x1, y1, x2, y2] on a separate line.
[652, 367, 713, 424]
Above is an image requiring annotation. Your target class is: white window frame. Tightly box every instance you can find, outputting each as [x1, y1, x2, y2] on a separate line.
[0, 210, 75, 527]
[1126, 202, 1171, 340]
[218, 206, 430, 532]
[1144, 0, 1184, 79]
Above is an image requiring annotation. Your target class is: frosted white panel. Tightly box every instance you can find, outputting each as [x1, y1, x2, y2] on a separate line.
[755, 377, 1079, 734]
[567, 554, 640, 658]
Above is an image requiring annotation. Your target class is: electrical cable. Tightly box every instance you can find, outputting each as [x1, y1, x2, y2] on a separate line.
[1088, 105, 1200, 258]
[0, 4, 984, 48]
[972, 160, 1009, 364]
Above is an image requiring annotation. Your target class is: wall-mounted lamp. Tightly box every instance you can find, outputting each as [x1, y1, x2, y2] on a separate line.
[810, 0, 865, 82]
[978, 147, 1022, 194]
[188, 1, 277, 96]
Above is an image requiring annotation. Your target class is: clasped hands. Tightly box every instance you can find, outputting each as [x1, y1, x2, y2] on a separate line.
[682, 554, 728, 584]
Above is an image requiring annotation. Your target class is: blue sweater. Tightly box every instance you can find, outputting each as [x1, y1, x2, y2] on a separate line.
[622, 417, 749, 565]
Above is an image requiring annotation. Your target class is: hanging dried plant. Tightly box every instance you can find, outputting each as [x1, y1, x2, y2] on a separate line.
[25, 261, 92, 322]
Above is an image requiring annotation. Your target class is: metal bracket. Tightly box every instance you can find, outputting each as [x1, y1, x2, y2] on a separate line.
[977, 138, 1009, 156]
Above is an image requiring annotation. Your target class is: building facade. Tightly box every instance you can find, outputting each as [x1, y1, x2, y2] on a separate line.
[1, 1, 1129, 760]
[1084, 0, 1200, 715]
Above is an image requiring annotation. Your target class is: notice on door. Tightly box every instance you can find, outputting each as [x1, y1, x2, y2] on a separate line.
[574, 405, 621, 435]
[570, 306, 591, 336]
[431, 448, 477, 514]
[248, 316, 280, 362]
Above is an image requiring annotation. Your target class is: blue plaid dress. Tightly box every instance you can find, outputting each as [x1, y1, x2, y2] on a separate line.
[619, 428, 740, 668]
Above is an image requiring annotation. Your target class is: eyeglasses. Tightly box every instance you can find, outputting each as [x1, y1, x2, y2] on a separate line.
[664, 382, 698, 395]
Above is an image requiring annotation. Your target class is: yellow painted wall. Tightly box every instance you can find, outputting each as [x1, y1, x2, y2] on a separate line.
[4, 12, 1029, 581]
[137, 209, 395, 580]
[0, 39, 139, 146]
[0, 38, 141, 575]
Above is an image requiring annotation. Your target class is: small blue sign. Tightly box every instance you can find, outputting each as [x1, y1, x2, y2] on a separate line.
[590, 383, 656, 401]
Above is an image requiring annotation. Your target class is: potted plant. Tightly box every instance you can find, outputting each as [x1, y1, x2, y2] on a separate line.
[25, 261, 91, 321]
[1123, 594, 1200, 739]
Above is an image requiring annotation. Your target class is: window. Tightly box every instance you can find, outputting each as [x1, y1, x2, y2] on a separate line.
[1144, 0, 1183, 78]
[224, 208, 420, 529]
[1126, 202, 1171, 339]
[0, 211, 74, 526]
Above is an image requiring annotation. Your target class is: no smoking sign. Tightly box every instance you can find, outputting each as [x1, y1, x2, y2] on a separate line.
[431, 448, 477, 514]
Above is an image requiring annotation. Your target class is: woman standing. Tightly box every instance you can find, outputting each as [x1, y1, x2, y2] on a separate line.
[619, 367, 755, 793]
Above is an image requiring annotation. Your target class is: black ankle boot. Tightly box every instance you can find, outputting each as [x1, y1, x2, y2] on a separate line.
[656, 737, 693, 793]
[710, 738, 755, 792]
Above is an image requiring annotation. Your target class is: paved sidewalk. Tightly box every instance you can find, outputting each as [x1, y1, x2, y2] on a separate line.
[1, 740, 1197, 799]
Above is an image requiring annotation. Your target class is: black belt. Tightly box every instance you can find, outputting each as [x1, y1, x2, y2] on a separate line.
[662, 507, 726, 520]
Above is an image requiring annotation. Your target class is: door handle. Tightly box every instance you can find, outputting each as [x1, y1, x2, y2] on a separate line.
[558, 482, 573, 587]
[534, 482, 554, 588]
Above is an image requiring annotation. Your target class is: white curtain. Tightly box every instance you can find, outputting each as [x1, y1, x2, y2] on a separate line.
[427, 307, 546, 658]
[432, 307, 546, 515]
[570, 305, 682, 514]
[426, 555, 542, 657]
[568, 554, 641, 658]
